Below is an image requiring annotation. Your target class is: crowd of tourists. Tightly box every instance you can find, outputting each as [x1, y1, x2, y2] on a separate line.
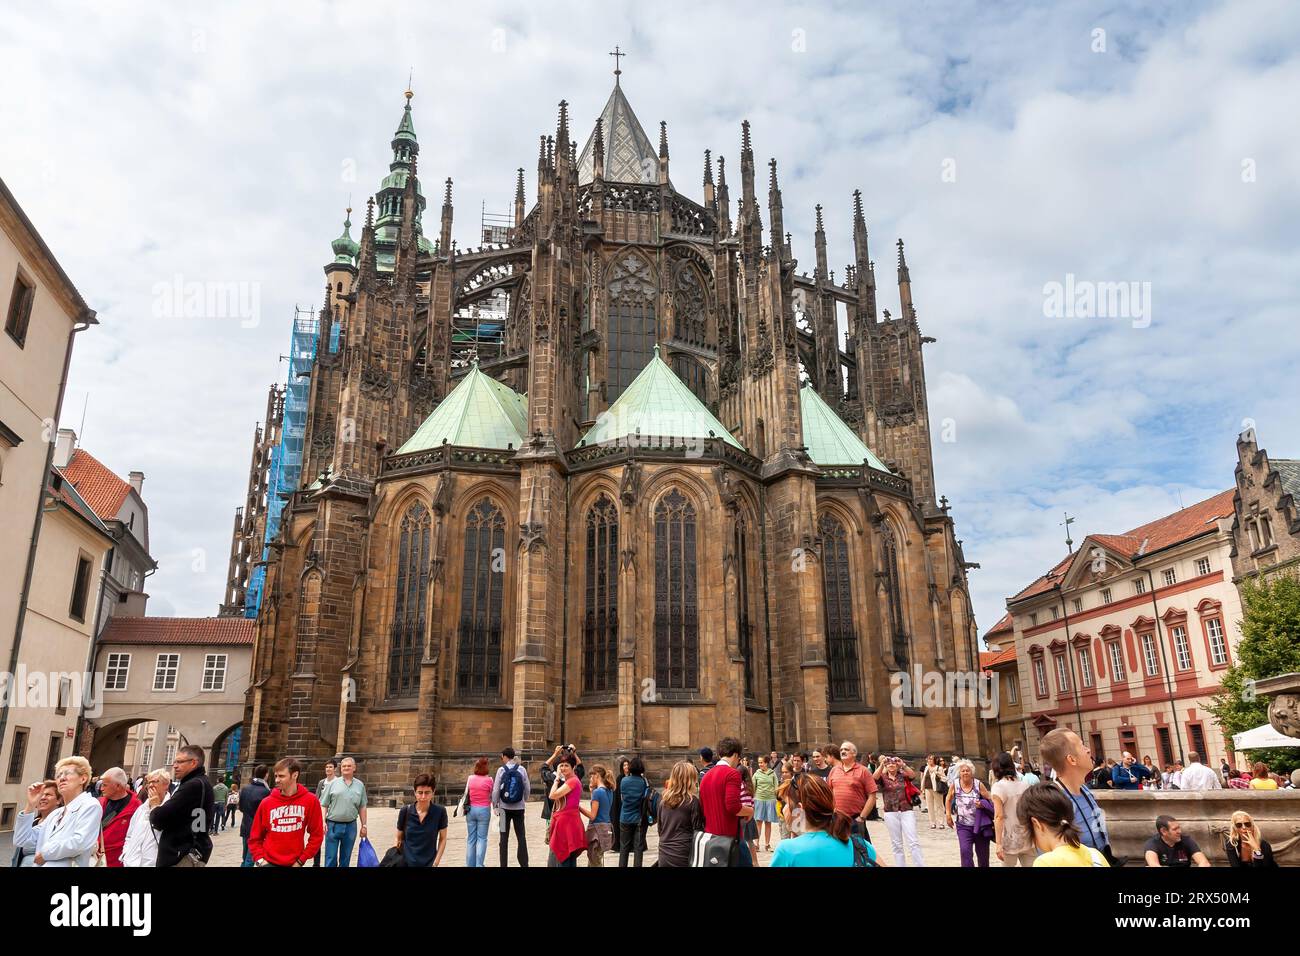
[9, 732, 1294, 868]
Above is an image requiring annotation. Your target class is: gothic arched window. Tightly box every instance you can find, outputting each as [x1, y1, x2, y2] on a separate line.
[735, 512, 755, 699]
[673, 264, 707, 348]
[388, 502, 431, 699]
[457, 498, 507, 700]
[654, 489, 698, 691]
[881, 521, 908, 669]
[606, 254, 656, 403]
[671, 353, 711, 407]
[583, 496, 619, 694]
[818, 512, 862, 702]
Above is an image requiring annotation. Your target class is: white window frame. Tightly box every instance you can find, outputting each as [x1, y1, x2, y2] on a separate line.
[1101, 587, 1112, 605]
[1033, 658, 1047, 696]
[139, 741, 152, 769]
[1195, 557, 1211, 577]
[1006, 673, 1018, 704]
[1206, 618, 1228, 666]
[1172, 625, 1192, 670]
[1162, 568, 1177, 587]
[1134, 578, 1145, 595]
[202, 654, 228, 692]
[1077, 647, 1093, 687]
[1072, 598, 1083, 614]
[1140, 633, 1160, 676]
[153, 653, 180, 692]
[1054, 653, 1071, 693]
[1107, 641, 1126, 681]
[1051, 606, 1059, 621]
[105, 653, 131, 691]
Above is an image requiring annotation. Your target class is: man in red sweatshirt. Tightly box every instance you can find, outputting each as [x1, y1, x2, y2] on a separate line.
[249, 757, 324, 867]
[700, 736, 753, 866]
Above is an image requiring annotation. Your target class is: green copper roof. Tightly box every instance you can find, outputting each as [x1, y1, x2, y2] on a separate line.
[579, 347, 744, 450]
[799, 384, 888, 469]
[395, 99, 417, 142]
[330, 212, 359, 264]
[397, 363, 528, 453]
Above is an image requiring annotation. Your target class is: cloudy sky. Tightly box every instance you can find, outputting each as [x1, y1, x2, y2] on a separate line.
[3, 1, 1297, 637]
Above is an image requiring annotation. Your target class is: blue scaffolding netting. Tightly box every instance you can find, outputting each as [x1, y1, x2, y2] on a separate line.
[244, 307, 320, 618]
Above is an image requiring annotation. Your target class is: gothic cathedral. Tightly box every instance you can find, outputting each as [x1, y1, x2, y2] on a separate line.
[230, 72, 984, 798]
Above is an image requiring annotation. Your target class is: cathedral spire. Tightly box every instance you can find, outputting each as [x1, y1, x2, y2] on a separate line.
[592, 117, 605, 181]
[897, 238, 914, 320]
[768, 158, 785, 257]
[440, 178, 453, 254]
[702, 149, 714, 207]
[514, 167, 526, 227]
[658, 120, 670, 184]
[715, 154, 731, 236]
[853, 189, 877, 322]
[330, 206, 360, 265]
[814, 204, 827, 278]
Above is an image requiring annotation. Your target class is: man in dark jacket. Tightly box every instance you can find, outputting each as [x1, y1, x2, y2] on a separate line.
[238, 765, 272, 867]
[150, 744, 215, 867]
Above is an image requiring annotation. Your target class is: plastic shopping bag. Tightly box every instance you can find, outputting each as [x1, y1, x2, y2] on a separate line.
[356, 836, 379, 868]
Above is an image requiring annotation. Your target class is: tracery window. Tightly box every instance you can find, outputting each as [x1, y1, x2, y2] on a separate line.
[670, 353, 710, 407]
[388, 502, 431, 699]
[673, 264, 707, 348]
[735, 513, 755, 699]
[819, 512, 862, 702]
[583, 496, 619, 694]
[654, 489, 698, 691]
[606, 254, 656, 403]
[881, 522, 908, 669]
[457, 499, 507, 700]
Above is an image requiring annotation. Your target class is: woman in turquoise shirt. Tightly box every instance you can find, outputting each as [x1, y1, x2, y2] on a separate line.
[770, 774, 881, 868]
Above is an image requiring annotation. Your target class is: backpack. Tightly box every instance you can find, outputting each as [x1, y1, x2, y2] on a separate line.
[499, 765, 525, 805]
[851, 835, 878, 867]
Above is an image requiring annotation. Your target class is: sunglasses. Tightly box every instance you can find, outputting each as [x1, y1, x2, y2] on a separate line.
[1235, 821, 1252, 828]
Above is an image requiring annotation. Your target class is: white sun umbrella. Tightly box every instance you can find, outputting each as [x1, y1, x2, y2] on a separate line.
[1232, 723, 1300, 750]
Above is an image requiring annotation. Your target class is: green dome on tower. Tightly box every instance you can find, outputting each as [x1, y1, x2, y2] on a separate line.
[330, 208, 360, 264]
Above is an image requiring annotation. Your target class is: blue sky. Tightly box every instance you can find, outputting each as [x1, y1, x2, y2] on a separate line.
[2, 0, 1297, 637]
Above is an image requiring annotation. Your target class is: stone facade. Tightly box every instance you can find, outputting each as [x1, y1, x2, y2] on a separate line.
[237, 76, 982, 802]
[1230, 428, 1300, 585]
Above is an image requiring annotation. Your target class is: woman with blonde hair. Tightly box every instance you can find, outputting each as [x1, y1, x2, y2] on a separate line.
[1249, 761, 1279, 790]
[33, 756, 102, 867]
[121, 769, 172, 867]
[1223, 810, 1276, 867]
[581, 764, 614, 866]
[654, 761, 704, 868]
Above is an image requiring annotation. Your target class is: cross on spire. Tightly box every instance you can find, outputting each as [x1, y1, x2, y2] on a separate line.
[609, 45, 626, 84]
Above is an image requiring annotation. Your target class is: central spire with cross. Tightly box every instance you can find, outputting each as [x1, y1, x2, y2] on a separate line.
[609, 45, 626, 84]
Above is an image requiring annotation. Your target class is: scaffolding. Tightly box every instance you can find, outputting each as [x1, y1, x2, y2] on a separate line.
[244, 305, 320, 618]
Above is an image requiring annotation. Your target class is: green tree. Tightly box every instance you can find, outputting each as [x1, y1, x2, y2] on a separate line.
[1207, 574, 1300, 775]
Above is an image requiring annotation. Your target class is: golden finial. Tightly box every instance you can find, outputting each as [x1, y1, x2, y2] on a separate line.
[405, 68, 414, 101]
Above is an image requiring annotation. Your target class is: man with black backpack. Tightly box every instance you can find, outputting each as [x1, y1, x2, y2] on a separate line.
[493, 747, 530, 867]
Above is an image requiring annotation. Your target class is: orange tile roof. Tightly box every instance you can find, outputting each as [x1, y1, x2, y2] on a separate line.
[48, 469, 112, 538]
[1008, 490, 1236, 606]
[984, 646, 1017, 668]
[60, 448, 132, 522]
[99, 616, 255, 646]
[983, 611, 1013, 639]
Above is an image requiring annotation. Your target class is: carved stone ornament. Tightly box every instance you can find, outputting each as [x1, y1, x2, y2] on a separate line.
[713, 464, 739, 513]
[749, 336, 774, 378]
[360, 363, 395, 397]
[619, 460, 641, 508]
[311, 415, 337, 454]
[534, 304, 550, 343]
[1270, 693, 1300, 739]
[432, 471, 453, 516]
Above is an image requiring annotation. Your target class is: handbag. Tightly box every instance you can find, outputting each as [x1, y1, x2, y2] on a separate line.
[973, 785, 996, 841]
[692, 817, 744, 868]
[904, 780, 921, 807]
[378, 845, 406, 867]
[356, 837, 379, 868]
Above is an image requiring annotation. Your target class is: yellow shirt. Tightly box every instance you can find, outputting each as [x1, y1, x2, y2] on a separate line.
[1033, 843, 1110, 867]
[1249, 779, 1278, 790]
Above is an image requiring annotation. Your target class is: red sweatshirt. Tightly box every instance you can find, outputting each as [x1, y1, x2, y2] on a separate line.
[700, 762, 742, 837]
[248, 783, 324, 866]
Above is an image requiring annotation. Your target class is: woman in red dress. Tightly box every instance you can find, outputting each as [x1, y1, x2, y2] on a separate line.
[547, 757, 587, 867]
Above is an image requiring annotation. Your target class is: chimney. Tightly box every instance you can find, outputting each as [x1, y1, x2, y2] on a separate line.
[128, 471, 145, 496]
[54, 428, 77, 468]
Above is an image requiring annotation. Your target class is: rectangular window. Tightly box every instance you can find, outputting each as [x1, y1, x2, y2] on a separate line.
[1107, 641, 1126, 681]
[1054, 654, 1071, 693]
[1006, 673, 1018, 704]
[1101, 587, 1112, 605]
[1029, 613, 1038, 626]
[140, 741, 152, 770]
[1162, 568, 1177, 587]
[69, 555, 93, 622]
[1172, 626, 1192, 670]
[0, 805, 13, 829]
[1188, 723, 1207, 760]
[164, 743, 176, 766]
[55, 676, 72, 715]
[6, 727, 29, 783]
[1134, 578, 1145, 595]
[153, 653, 180, 692]
[1072, 598, 1083, 614]
[202, 654, 227, 692]
[1120, 728, 1137, 755]
[1206, 618, 1228, 666]
[5, 269, 36, 347]
[1196, 557, 1211, 577]
[1051, 606, 1059, 621]
[1090, 733, 1104, 762]
[1140, 634, 1160, 676]
[105, 653, 131, 691]
[1077, 647, 1093, 687]
[1033, 658, 1047, 697]
[1156, 727, 1174, 766]
[43, 733, 62, 780]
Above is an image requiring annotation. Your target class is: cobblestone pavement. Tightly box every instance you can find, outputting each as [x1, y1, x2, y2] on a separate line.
[206, 804, 977, 867]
